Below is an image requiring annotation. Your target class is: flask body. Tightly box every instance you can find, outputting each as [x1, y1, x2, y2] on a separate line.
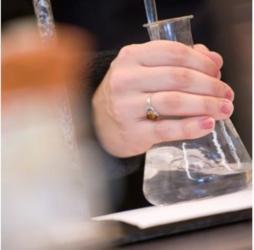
[143, 16, 252, 205]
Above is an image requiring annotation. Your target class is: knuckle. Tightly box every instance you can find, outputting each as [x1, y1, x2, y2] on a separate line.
[158, 41, 190, 65]
[118, 44, 139, 59]
[108, 69, 129, 94]
[195, 44, 209, 51]
[173, 43, 190, 63]
[173, 68, 192, 89]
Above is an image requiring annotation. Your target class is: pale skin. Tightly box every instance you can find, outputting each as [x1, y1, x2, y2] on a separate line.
[92, 41, 234, 158]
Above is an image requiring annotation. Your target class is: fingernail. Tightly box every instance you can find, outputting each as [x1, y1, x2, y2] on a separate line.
[200, 117, 214, 130]
[221, 100, 232, 115]
[225, 89, 234, 101]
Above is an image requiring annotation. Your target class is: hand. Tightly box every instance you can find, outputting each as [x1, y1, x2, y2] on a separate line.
[92, 41, 234, 157]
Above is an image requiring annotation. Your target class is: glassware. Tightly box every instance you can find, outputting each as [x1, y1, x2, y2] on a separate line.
[142, 16, 252, 206]
[33, 0, 55, 38]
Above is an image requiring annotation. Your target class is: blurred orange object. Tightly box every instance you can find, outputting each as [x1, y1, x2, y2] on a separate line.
[2, 21, 111, 249]
[2, 21, 92, 91]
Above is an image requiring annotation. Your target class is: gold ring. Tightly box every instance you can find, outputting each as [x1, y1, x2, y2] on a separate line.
[146, 95, 160, 121]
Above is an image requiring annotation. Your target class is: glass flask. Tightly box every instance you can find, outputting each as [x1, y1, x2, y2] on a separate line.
[143, 15, 252, 206]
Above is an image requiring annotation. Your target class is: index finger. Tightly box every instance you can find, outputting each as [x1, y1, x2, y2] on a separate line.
[120, 40, 220, 78]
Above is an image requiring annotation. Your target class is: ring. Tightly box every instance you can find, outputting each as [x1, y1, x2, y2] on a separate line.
[146, 95, 160, 121]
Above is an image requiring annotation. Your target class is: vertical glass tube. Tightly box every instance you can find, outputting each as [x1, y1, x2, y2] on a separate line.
[33, 0, 55, 38]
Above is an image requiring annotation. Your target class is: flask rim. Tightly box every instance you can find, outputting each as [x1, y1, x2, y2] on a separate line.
[143, 15, 194, 28]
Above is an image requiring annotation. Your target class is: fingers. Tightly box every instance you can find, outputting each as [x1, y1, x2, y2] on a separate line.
[117, 41, 220, 78]
[142, 116, 215, 146]
[130, 92, 233, 120]
[133, 66, 233, 99]
[152, 92, 233, 119]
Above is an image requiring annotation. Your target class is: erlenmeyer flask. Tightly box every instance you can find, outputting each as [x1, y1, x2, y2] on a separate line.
[143, 15, 252, 206]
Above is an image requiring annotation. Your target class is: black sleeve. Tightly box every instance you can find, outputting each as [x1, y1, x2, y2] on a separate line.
[84, 50, 145, 179]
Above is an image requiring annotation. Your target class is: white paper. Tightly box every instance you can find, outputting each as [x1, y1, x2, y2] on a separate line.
[94, 189, 252, 229]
